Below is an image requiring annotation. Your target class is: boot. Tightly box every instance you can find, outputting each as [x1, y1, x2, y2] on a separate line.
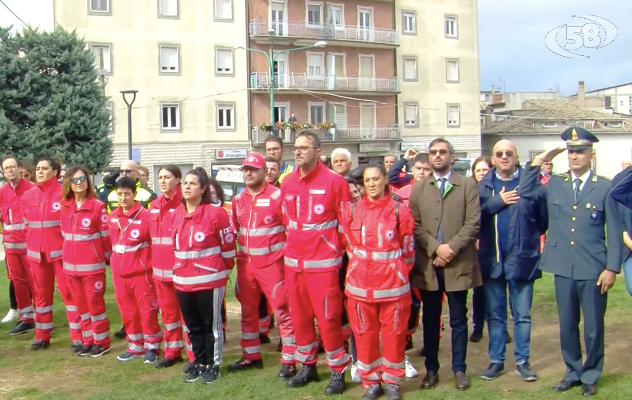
[278, 363, 296, 380]
[324, 371, 346, 396]
[228, 357, 263, 372]
[287, 365, 319, 388]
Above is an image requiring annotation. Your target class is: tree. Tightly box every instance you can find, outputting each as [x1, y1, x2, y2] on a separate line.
[0, 26, 112, 172]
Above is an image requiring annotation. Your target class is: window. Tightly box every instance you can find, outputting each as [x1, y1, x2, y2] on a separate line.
[306, 3, 322, 26]
[160, 104, 180, 131]
[327, 4, 343, 27]
[105, 102, 114, 133]
[309, 103, 325, 124]
[158, 0, 178, 17]
[446, 59, 459, 82]
[216, 103, 235, 130]
[402, 11, 416, 34]
[215, 48, 233, 75]
[159, 45, 179, 73]
[542, 122, 557, 128]
[403, 56, 418, 81]
[215, 0, 232, 20]
[307, 53, 324, 76]
[89, 0, 110, 13]
[447, 104, 460, 127]
[608, 121, 622, 128]
[90, 44, 111, 73]
[445, 16, 458, 38]
[404, 102, 418, 128]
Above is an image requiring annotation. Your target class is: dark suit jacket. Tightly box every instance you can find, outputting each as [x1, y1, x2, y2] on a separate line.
[408, 171, 482, 292]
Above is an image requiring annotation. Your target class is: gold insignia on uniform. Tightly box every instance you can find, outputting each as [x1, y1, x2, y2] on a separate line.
[586, 203, 591, 208]
[591, 175, 597, 182]
[571, 129, 578, 141]
[564, 176, 569, 182]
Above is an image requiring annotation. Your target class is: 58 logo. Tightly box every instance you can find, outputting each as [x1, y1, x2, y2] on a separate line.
[545, 15, 617, 58]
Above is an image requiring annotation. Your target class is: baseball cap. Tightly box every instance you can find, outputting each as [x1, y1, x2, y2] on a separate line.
[242, 153, 266, 169]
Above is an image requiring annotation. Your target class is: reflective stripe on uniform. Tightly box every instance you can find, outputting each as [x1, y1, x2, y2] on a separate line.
[239, 241, 285, 256]
[63, 262, 105, 272]
[287, 219, 338, 231]
[173, 269, 231, 286]
[153, 268, 173, 279]
[345, 283, 410, 299]
[4, 242, 26, 249]
[24, 220, 60, 228]
[175, 246, 221, 259]
[238, 225, 285, 237]
[353, 248, 402, 260]
[3, 223, 26, 231]
[151, 237, 173, 245]
[284, 256, 342, 269]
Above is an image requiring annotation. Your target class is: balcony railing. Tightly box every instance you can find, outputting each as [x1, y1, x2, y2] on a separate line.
[249, 19, 399, 46]
[250, 72, 399, 93]
[251, 126, 401, 145]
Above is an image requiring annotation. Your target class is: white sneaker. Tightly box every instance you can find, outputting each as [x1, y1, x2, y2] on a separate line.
[350, 362, 362, 383]
[1, 309, 18, 323]
[405, 356, 419, 378]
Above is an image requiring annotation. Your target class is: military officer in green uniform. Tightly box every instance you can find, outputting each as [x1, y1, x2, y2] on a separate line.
[518, 127, 622, 397]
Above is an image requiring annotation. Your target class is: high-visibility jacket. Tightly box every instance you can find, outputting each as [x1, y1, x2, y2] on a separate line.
[148, 188, 182, 282]
[342, 195, 415, 303]
[107, 180, 153, 213]
[171, 203, 236, 292]
[108, 202, 152, 278]
[232, 183, 285, 267]
[60, 197, 111, 276]
[390, 182, 413, 207]
[277, 162, 295, 185]
[0, 178, 35, 254]
[22, 178, 63, 263]
[281, 161, 352, 272]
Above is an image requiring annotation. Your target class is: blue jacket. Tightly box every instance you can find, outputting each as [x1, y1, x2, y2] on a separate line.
[611, 166, 632, 210]
[477, 166, 548, 282]
[387, 158, 413, 187]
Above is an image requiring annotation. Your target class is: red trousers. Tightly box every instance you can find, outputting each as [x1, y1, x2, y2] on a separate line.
[156, 280, 187, 359]
[112, 273, 162, 355]
[286, 269, 349, 372]
[30, 258, 81, 342]
[67, 274, 110, 348]
[236, 259, 296, 364]
[348, 298, 411, 385]
[6, 252, 34, 322]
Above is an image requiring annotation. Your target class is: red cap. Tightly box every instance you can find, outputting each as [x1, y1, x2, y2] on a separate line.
[242, 153, 266, 169]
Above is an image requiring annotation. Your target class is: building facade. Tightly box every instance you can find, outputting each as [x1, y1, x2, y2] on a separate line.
[568, 81, 632, 116]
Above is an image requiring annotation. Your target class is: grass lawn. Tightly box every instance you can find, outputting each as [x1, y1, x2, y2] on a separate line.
[0, 266, 632, 400]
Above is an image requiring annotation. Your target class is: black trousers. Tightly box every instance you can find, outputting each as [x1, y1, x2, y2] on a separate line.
[421, 268, 469, 374]
[9, 281, 17, 310]
[176, 287, 226, 366]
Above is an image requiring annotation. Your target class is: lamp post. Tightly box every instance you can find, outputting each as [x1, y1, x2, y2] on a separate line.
[120, 90, 138, 160]
[235, 36, 326, 135]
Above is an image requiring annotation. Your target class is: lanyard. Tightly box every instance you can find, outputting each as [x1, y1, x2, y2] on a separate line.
[117, 207, 142, 237]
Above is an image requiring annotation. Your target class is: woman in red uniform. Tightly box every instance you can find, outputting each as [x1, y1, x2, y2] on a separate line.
[148, 165, 189, 369]
[342, 164, 415, 400]
[172, 168, 235, 384]
[60, 165, 111, 357]
[23, 157, 82, 350]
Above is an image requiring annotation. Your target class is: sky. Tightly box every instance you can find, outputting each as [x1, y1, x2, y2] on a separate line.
[0, 0, 629, 96]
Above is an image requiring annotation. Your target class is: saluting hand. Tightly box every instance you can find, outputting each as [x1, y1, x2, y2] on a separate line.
[597, 270, 616, 294]
[499, 186, 520, 205]
[535, 147, 566, 164]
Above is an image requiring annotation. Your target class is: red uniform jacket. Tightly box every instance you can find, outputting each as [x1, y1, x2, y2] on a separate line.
[171, 203, 236, 292]
[108, 202, 152, 278]
[232, 183, 285, 267]
[0, 178, 35, 254]
[23, 178, 63, 263]
[281, 161, 352, 272]
[149, 189, 182, 282]
[60, 197, 111, 276]
[342, 195, 415, 303]
[390, 182, 413, 207]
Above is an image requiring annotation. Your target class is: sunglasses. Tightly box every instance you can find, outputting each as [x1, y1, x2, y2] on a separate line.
[71, 176, 87, 184]
[495, 150, 514, 158]
[429, 149, 449, 156]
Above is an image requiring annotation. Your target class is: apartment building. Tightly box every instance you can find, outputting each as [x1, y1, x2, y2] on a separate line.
[53, 0, 249, 189]
[396, 0, 481, 158]
[247, 0, 401, 165]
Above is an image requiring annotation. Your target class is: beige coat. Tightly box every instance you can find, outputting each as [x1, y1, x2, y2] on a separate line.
[408, 172, 482, 292]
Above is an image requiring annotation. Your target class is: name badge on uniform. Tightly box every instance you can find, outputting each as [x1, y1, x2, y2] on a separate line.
[256, 199, 270, 207]
[114, 244, 126, 254]
[310, 189, 326, 195]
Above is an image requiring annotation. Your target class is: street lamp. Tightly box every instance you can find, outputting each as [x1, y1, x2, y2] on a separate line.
[234, 39, 326, 135]
[120, 90, 138, 160]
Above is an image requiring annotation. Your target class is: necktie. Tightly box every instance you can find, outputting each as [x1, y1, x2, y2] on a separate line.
[574, 178, 582, 202]
[437, 178, 447, 242]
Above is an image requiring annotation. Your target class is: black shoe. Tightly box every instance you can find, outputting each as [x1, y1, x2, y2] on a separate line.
[202, 365, 221, 384]
[382, 383, 402, 400]
[259, 333, 271, 344]
[361, 383, 383, 400]
[405, 335, 413, 351]
[287, 365, 320, 388]
[324, 371, 346, 396]
[155, 356, 183, 369]
[421, 371, 438, 389]
[8, 321, 34, 336]
[228, 357, 263, 372]
[469, 329, 483, 342]
[182, 361, 195, 374]
[277, 338, 282, 352]
[183, 365, 201, 383]
[70, 341, 83, 353]
[581, 383, 597, 396]
[553, 379, 581, 392]
[30, 339, 50, 351]
[505, 330, 512, 344]
[77, 344, 92, 356]
[88, 345, 111, 358]
[480, 362, 504, 381]
[278, 363, 296, 380]
[114, 326, 126, 340]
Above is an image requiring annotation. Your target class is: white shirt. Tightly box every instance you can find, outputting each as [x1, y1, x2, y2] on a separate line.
[433, 171, 452, 183]
[571, 170, 592, 192]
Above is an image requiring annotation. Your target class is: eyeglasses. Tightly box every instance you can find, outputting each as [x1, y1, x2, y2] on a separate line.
[119, 169, 135, 175]
[3, 165, 18, 171]
[429, 149, 449, 156]
[495, 150, 514, 158]
[293, 146, 315, 153]
[71, 176, 87, 184]
[266, 147, 282, 153]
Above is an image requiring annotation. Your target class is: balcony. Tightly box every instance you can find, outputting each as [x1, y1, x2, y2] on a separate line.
[251, 126, 401, 145]
[250, 72, 399, 95]
[249, 20, 398, 48]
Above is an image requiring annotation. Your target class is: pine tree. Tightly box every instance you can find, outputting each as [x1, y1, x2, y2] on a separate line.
[0, 26, 112, 172]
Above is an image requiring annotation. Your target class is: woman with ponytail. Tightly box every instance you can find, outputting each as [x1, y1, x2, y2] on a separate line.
[171, 168, 236, 384]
